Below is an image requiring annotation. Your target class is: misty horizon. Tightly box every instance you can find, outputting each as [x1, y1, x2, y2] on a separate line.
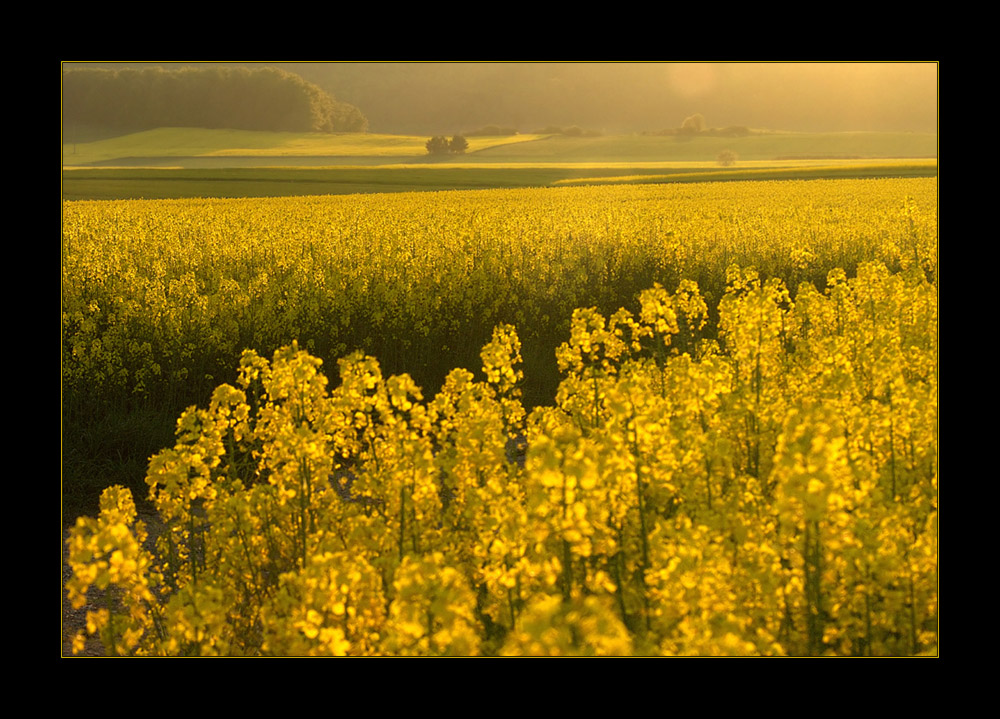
[63, 62, 938, 137]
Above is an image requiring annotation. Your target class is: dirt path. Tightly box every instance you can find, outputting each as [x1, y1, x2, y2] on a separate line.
[62, 523, 106, 657]
[62, 511, 165, 657]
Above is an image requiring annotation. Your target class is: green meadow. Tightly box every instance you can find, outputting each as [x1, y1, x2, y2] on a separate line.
[61, 127, 549, 164]
[62, 128, 937, 200]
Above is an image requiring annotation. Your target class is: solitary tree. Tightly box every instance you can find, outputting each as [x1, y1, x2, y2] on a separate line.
[449, 135, 469, 154]
[426, 136, 450, 155]
[717, 150, 738, 167]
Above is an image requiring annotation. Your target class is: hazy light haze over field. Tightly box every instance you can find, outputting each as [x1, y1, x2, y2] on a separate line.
[63, 61, 938, 136]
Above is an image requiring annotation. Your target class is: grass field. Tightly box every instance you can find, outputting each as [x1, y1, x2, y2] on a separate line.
[62, 127, 938, 166]
[473, 131, 938, 162]
[61, 127, 937, 200]
[62, 161, 939, 200]
[61, 128, 550, 166]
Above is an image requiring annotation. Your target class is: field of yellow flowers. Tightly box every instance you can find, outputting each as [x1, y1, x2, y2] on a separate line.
[63, 178, 937, 655]
[62, 179, 936, 412]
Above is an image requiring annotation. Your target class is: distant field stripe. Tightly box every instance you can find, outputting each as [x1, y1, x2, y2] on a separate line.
[62, 161, 938, 201]
[554, 162, 938, 186]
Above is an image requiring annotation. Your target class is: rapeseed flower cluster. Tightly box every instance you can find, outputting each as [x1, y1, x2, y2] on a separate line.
[68, 259, 936, 655]
[63, 181, 937, 421]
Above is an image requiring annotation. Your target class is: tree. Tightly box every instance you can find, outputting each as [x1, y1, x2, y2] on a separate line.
[680, 113, 705, 134]
[426, 136, 450, 155]
[449, 135, 469, 154]
[717, 150, 738, 167]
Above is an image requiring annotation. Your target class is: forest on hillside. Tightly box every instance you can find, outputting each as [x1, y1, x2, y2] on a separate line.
[62, 66, 369, 135]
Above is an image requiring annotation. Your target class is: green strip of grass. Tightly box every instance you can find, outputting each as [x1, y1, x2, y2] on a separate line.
[61, 167, 575, 200]
[62, 161, 938, 201]
[554, 162, 939, 186]
[468, 132, 938, 163]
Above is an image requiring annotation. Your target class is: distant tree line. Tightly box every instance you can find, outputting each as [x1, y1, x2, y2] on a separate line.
[463, 124, 603, 138]
[63, 66, 369, 134]
[464, 125, 521, 137]
[533, 125, 603, 137]
[646, 114, 755, 138]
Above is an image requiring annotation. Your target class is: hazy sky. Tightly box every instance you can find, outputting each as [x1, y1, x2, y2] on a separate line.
[66, 61, 939, 135]
[298, 62, 939, 134]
